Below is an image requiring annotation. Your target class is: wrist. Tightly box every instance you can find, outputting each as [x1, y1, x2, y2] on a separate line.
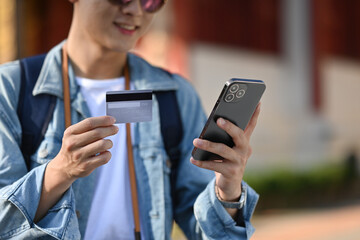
[45, 160, 74, 192]
[215, 182, 247, 210]
[35, 160, 74, 223]
[216, 181, 242, 202]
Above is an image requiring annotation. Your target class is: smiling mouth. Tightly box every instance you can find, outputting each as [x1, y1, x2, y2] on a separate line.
[114, 23, 139, 32]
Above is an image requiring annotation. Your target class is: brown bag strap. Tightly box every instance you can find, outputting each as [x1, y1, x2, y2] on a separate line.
[61, 43, 72, 128]
[124, 62, 141, 240]
[61, 46, 141, 239]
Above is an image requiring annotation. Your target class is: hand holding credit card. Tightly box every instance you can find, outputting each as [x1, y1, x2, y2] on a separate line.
[106, 90, 153, 123]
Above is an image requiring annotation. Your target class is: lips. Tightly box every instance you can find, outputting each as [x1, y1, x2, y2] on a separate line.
[114, 22, 139, 35]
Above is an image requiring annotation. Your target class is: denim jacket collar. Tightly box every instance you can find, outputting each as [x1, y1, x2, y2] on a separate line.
[32, 41, 179, 100]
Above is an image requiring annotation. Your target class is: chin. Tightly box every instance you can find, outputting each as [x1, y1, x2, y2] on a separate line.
[102, 45, 132, 54]
[108, 41, 137, 53]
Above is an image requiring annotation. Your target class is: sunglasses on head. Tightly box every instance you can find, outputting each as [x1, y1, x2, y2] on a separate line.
[108, 0, 167, 13]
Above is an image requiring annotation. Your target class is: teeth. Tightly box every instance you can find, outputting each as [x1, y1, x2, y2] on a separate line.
[119, 24, 136, 30]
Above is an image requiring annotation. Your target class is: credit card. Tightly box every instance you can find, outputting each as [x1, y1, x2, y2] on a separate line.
[106, 90, 153, 123]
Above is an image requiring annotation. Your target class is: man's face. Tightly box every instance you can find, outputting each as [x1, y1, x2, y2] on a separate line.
[74, 0, 155, 52]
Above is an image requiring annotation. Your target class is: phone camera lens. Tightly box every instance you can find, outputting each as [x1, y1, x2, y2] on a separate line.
[225, 93, 235, 102]
[229, 84, 240, 93]
[236, 89, 246, 98]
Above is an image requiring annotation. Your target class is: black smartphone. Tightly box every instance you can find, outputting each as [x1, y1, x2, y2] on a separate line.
[192, 78, 266, 161]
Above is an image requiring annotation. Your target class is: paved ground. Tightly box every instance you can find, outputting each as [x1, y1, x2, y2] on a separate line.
[251, 203, 360, 240]
[171, 202, 360, 239]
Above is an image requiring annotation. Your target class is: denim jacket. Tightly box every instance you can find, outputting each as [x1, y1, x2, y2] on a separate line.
[0, 42, 259, 239]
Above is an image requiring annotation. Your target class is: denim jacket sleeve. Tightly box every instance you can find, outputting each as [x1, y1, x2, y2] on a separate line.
[194, 179, 259, 239]
[172, 74, 259, 239]
[0, 61, 80, 239]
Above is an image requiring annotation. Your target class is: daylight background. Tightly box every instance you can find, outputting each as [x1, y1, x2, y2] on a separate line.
[1, 0, 360, 239]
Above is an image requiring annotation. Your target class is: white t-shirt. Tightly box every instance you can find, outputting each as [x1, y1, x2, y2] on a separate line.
[76, 77, 142, 240]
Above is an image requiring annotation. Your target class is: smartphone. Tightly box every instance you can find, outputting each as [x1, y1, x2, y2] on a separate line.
[191, 78, 266, 161]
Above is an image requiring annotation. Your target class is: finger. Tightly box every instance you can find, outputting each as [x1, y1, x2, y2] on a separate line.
[81, 139, 114, 159]
[67, 116, 116, 135]
[190, 157, 224, 174]
[87, 151, 112, 168]
[244, 103, 261, 140]
[216, 118, 247, 148]
[193, 138, 235, 161]
[190, 157, 232, 177]
[74, 125, 119, 147]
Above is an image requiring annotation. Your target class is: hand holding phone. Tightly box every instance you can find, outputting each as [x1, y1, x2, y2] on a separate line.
[192, 78, 266, 161]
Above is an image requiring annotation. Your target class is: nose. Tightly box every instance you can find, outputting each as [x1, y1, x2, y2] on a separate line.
[121, 0, 143, 16]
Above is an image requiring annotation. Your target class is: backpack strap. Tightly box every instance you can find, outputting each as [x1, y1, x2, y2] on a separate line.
[154, 90, 183, 206]
[17, 54, 57, 171]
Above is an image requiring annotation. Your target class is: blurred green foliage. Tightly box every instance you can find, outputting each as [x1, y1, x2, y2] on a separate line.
[244, 160, 360, 212]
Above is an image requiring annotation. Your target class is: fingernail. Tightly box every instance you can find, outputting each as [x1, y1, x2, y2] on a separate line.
[218, 118, 226, 126]
[190, 157, 199, 165]
[194, 138, 203, 147]
[214, 159, 224, 163]
[110, 117, 116, 123]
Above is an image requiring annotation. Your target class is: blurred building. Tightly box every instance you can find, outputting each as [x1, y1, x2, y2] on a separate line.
[0, 0, 72, 60]
[0, 0, 17, 62]
[151, 0, 360, 172]
[1, 0, 359, 172]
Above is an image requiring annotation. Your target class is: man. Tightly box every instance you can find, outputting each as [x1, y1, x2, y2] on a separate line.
[0, 0, 260, 239]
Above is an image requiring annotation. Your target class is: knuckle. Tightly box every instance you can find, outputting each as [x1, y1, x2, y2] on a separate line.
[78, 167, 88, 177]
[239, 155, 246, 164]
[96, 152, 111, 166]
[244, 140, 251, 151]
[81, 161, 92, 172]
[215, 144, 223, 155]
[206, 141, 213, 150]
[104, 116, 113, 125]
[235, 134, 247, 147]
[93, 129, 102, 139]
[238, 152, 248, 165]
[225, 123, 232, 132]
[64, 126, 74, 137]
[227, 165, 237, 176]
[236, 127, 244, 136]
[64, 138, 75, 151]
[73, 151, 83, 161]
[84, 118, 94, 129]
[219, 144, 227, 153]
[225, 121, 235, 131]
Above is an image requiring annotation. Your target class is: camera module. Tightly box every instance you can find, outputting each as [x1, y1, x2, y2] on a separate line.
[229, 84, 240, 93]
[225, 93, 235, 102]
[236, 89, 246, 98]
